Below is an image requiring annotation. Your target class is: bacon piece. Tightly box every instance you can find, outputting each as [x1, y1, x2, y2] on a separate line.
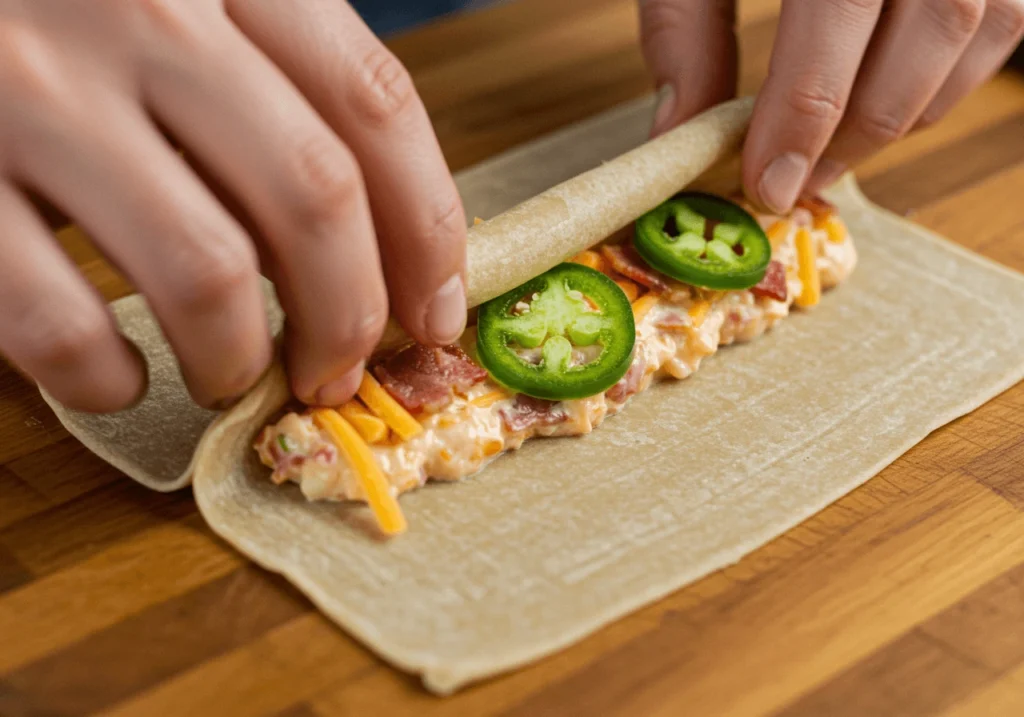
[796, 195, 836, 222]
[601, 243, 669, 293]
[751, 260, 788, 302]
[602, 243, 692, 302]
[654, 309, 688, 331]
[606, 352, 647, 403]
[499, 395, 567, 433]
[374, 344, 488, 413]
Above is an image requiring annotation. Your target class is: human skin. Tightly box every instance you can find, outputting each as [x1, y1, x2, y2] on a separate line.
[0, 0, 467, 413]
[639, 0, 1024, 211]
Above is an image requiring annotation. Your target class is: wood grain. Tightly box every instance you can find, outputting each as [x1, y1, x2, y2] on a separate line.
[0, 0, 1022, 714]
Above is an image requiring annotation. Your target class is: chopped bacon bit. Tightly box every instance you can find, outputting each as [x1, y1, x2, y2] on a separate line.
[602, 242, 693, 303]
[601, 243, 669, 293]
[499, 395, 567, 433]
[751, 260, 788, 302]
[374, 344, 488, 414]
[654, 309, 689, 331]
[606, 352, 647, 403]
[796, 195, 836, 222]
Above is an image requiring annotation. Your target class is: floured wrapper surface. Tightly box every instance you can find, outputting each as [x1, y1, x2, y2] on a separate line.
[43, 94, 1024, 693]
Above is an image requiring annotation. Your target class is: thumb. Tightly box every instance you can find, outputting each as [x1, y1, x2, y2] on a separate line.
[639, 0, 739, 137]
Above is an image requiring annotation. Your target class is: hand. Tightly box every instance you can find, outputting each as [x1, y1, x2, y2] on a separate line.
[641, 0, 1024, 212]
[0, 0, 467, 412]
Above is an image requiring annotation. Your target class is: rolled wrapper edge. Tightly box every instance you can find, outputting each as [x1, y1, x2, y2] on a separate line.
[377, 95, 755, 355]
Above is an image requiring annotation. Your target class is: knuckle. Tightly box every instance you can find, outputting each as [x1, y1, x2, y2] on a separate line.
[215, 356, 268, 400]
[285, 138, 364, 234]
[987, 0, 1024, 39]
[925, 0, 985, 42]
[132, 0, 207, 44]
[22, 306, 110, 369]
[0, 25, 66, 107]
[348, 47, 416, 126]
[780, 85, 846, 125]
[822, 0, 885, 16]
[852, 106, 913, 144]
[639, 0, 688, 35]
[321, 307, 388, 359]
[171, 240, 259, 315]
[417, 194, 466, 252]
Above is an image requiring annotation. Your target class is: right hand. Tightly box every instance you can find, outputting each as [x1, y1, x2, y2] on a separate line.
[642, 0, 1024, 212]
[0, 0, 467, 412]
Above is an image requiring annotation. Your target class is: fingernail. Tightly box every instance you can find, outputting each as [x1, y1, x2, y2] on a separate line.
[808, 159, 846, 191]
[314, 360, 365, 407]
[425, 274, 467, 345]
[651, 84, 676, 137]
[758, 152, 810, 214]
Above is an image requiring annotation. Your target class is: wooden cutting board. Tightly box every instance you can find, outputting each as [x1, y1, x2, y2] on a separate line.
[2, 1, 1024, 714]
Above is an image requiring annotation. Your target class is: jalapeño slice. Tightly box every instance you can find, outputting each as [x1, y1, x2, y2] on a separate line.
[634, 192, 771, 290]
[476, 263, 636, 401]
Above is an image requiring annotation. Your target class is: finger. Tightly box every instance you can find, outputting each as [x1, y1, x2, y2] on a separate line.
[0, 183, 145, 412]
[638, 0, 739, 136]
[809, 0, 986, 190]
[227, 0, 467, 348]
[742, 0, 884, 213]
[10, 92, 272, 409]
[141, 12, 388, 405]
[916, 0, 1024, 128]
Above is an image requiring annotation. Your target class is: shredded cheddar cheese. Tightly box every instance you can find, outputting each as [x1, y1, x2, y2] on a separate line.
[688, 300, 710, 328]
[570, 249, 608, 273]
[473, 217, 484, 225]
[357, 371, 423, 441]
[339, 401, 389, 444]
[767, 219, 792, 251]
[483, 438, 504, 457]
[312, 409, 407, 536]
[794, 228, 821, 308]
[470, 390, 508, 408]
[632, 294, 659, 321]
[823, 216, 847, 244]
[615, 278, 640, 302]
[438, 413, 462, 428]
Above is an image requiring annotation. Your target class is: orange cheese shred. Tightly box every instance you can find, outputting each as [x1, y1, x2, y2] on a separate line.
[688, 300, 711, 329]
[632, 294, 659, 322]
[312, 409, 407, 536]
[823, 216, 847, 244]
[357, 371, 423, 441]
[470, 390, 508, 408]
[766, 219, 792, 252]
[615, 278, 641, 303]
[437, 413, 462, 428]
[570, 249, 609, 273]
[794, 227, 821, 308]
[473, 216, 485, 226]
[338, 401, 389, 444]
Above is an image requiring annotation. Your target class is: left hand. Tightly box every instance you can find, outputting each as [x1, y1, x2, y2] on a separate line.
[640, 0, 1024, 213]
